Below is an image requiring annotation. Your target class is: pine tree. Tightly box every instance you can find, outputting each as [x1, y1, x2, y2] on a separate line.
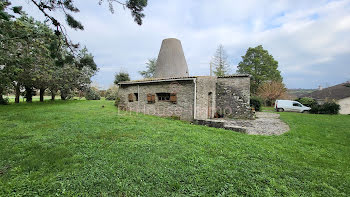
[211, 45, 230, 77]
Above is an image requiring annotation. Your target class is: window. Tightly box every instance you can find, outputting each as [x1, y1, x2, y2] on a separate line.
[128, 93, 133, 102]
[147, 94, 155, 104]
[157, 93, 170, 101]
[293, 102, 301, 107]
[134, 93, 138, 101]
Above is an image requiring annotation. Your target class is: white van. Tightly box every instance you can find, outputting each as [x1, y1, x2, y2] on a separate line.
[275, 100, 311, 113]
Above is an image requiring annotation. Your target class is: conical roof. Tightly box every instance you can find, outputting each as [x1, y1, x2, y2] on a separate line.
[154, 38, 189, 78]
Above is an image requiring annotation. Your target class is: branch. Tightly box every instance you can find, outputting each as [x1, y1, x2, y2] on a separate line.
[109, 0, 127, 6]
[29, 0, 77, 53]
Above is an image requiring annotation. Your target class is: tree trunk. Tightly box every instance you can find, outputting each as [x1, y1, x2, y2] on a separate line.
[40, 88, 45, 102]
[25, 86, 33, 103]
[15, 85, 20, 103]
[51, 91, 56, 101]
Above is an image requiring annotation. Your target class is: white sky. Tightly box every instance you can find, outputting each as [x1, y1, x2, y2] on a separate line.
[12, 0, 350, 89]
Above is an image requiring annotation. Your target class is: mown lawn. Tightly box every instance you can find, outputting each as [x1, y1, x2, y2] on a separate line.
[0, 100, 349, 196]
[5, 96, 56, 103]
[4, 96, 85, 103]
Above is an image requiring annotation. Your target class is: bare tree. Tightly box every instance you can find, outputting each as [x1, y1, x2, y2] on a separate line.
[257, 81, 287, 106]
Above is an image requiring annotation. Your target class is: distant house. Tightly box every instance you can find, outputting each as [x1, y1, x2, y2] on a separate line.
[304, 82, 350, 115]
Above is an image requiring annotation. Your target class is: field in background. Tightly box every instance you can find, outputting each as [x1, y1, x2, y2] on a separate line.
[287, 89, 316, 98]
[4, 96, 87, 103]
[0, 100, 349, 196]
[5, 96, 57, 103]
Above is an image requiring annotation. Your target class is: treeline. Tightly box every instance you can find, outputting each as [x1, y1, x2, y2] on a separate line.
[0, 2, 98, 104]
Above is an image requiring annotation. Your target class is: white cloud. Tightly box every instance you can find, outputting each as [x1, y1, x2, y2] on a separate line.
[11, 0, 350, 89]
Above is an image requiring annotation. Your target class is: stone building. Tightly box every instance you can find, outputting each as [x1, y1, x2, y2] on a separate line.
[118, 38, 253, 121]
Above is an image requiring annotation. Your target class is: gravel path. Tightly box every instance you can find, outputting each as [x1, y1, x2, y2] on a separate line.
[225, 112, 290, 135]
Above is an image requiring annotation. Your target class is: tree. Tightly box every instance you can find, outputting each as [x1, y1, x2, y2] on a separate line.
[105, 85, 119, 100]
[139, 58, 156, 78]
[0, 12, 56, 103]
[211, 44, 230, 77]
[0, 64, 11, 104]
[0, 41, 12, 104]
[11, 16, 58, 102]
[6, 0, 148, 50]
[30, 20, 59, 102]
[257, 81, 287, 106]
[238, 45, 283, 94]
[0, 1, 18, 104]
[85, 87, 101, 100]
[57, 48, 98, 100]
[0, 1, 98, 104]
[114, 71, 130, 84]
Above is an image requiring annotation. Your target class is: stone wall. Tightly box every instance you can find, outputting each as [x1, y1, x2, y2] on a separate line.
[118, 76, 253, 121]
[217, 77, 250, 103]
[195, 76, 217, 120]
[118, 80, 195, 121]
[216, 76, 254, 119]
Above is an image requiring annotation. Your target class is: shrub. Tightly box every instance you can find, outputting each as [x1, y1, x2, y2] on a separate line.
[59, 89, 75, 100]
[0, 97, 9, 105]
[320, 102, 340, 114]
[66, 92, 75, 100]
[114, 97, 121, 106]
[85, 88, 101, 100]
[295, 97, 317, 107]
[310, 101, 340, 115]
[105, 86, 119, 100]
[309, 104, 320, 114]
[250, 96, 263, 112]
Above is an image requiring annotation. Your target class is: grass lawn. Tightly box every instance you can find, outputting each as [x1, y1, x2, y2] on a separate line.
[0, 100, 349, 196]
[4, 96, 86, 103]
[262, 106, 275, 112]
[5, 96, 56, 103]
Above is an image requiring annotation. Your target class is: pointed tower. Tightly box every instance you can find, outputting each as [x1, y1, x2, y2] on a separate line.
[154, 38, 189, 78]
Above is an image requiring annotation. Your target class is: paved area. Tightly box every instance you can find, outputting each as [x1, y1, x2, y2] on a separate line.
[225, 112, 290, 135]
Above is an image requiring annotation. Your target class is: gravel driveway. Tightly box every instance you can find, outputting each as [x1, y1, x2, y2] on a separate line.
[225, 112, 290, 135]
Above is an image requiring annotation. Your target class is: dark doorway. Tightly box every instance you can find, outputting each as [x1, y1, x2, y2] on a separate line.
[208, 92, 213, 118]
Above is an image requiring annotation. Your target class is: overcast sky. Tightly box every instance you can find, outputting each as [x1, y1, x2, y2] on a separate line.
[14, 0, 350, 89]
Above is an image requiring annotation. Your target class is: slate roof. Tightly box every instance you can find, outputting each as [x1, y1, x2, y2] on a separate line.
[303, 82, 350, 100]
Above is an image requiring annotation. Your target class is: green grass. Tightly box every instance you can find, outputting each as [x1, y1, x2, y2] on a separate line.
[4, 96, 56, 103]
[262, 106, 275, 112]
[4, 95, 86, 103]
[0, 100, 349, 196]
